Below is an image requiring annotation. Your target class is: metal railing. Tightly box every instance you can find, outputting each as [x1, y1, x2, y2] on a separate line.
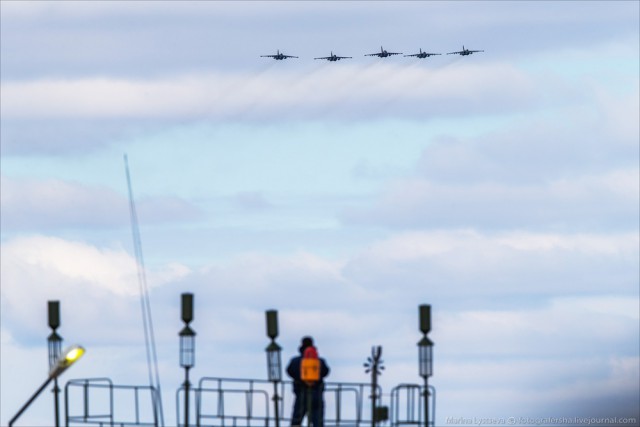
[65, 378, 160, 427]
[389, 384, 436, 427]
[185, 377, 381, 427]
[64, 377, 435, 427]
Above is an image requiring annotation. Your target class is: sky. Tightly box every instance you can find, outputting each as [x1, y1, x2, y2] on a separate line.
[1, 1, 639, 426]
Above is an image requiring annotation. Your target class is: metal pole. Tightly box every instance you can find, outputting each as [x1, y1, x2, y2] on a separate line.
[53, 378, 60, 427]
[423, 377, 429, 427]
[371, 369, 377, 427]
[184, 367, 190, 427]
[48, 301, 62, 427]
[9, 376, 54, 427]
[272, 381, 280, 427]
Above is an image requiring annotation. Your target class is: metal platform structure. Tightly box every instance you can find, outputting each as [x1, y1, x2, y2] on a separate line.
[63, 377, 435, 427]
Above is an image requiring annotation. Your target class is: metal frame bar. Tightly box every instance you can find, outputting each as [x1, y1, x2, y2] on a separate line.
[65, 378, 159, 426]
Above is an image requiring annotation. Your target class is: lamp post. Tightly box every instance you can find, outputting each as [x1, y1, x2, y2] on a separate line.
[47, 301, 63, 427]
[9, 345, 85, 427]
[265, 310, 282, 427]
[179, 293, 196, 427]
[417, 304, 433, 427]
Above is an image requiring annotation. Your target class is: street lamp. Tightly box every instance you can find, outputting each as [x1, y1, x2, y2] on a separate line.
[417, 304, 433, 427]
[47, 301, 63, 427]
[9, 345, 85, 427]
[418, 336, 433, 378]
[179, 293, 196, 427]
[265, 310, 282, 427]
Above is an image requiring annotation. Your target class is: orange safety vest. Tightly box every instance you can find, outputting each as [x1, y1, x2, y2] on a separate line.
[300, 346, 320, 385]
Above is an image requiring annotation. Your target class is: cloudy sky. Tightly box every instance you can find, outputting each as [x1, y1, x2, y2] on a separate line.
[1, 1, 638, 425]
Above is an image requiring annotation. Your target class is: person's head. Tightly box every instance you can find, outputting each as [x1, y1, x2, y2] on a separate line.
[299, 336, 314, 354]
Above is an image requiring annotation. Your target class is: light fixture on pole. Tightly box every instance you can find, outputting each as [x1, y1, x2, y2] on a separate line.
[179, 293, 195, 427]
[9, 345, 85, 427]
[47, 301, 63, 427]
[265, 310, 282, 427]
[417, 304, 433, 427]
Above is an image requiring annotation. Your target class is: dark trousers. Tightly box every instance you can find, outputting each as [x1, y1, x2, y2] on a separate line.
[291, 385, 324, 427]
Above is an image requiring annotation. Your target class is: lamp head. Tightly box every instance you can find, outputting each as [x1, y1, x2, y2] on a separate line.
[419, 304, 431, 334]
[48, 301, 60, 330]
[49, 345, 85, 379]
[265, 340, 282, 382]
[181, 293, 193, 324]
[179, 325, 196, 368]
[265, 310, 278, 339]
[417, 336, 434, 378]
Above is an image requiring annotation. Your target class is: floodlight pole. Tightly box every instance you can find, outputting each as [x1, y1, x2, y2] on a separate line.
[418, 305, 433, 427]
[179, 293, 196, 427]
[53, 378, 60, 427]
[47, 301, 63, 427]
[265, 310, 282, 427]
[423, 368, 429, 427]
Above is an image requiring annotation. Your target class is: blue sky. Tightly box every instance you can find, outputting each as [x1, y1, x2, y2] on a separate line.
[1, 1, 639, 425]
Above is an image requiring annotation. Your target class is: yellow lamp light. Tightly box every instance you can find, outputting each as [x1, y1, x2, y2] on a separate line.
[49, 345, 85, 379]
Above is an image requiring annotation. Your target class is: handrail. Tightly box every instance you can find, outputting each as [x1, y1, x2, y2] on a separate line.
[65, 378, 159, 426]
[389, 384, 436, 427]
[195, 377, 380, 427]
[63, 376, 435, 427]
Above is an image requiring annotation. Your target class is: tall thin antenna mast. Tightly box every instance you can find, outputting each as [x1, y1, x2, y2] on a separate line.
[124, 154, 165, 426]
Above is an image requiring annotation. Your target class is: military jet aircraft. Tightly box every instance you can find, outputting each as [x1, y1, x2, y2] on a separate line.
[365, 46, 402, 58]
[260, 50, 298, 60]
[314, 51, 352, 61]
[404, 48, 441, 58]
[446, 46, 484, 56]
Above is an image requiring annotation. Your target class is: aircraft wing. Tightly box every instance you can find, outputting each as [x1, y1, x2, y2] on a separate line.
[364, 53, 380, 56]
[336, 56, 352, 59]
[283, 55, 298, 58]
[446, 50, 463, 55]
[260, 55, 277, 58]
[387, 52, 402, 56]
[468, 50, 484, 53]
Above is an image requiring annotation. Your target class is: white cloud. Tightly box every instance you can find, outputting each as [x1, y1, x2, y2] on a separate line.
[1, 176, 127, 229]
[343, 167, 639, 231]
[343, 229, 639, 299]
[0, 235, 189, 343]
[0, 176, 202, 231]
[438, 296, 639, 358]
[0, 62, 552, 121]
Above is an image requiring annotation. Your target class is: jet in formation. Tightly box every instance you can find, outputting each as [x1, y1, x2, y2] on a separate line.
[260, 50, 298, 60]
[446, 46, 484, 56]
[404, 48, 441, 58]
[365, 46, 402, 58]
[314, 51, 352, 61]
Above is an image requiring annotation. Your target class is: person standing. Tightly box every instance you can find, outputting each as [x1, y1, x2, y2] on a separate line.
[286, 336, 330, 427]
